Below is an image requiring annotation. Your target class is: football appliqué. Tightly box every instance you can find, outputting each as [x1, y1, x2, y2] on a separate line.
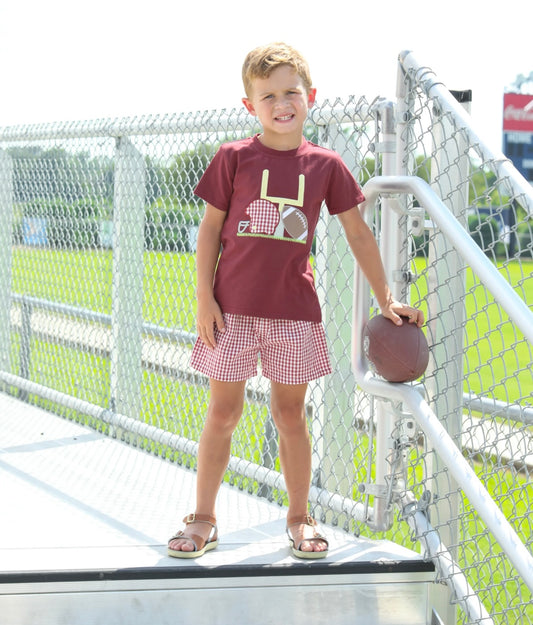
[282, 205, 308, 241]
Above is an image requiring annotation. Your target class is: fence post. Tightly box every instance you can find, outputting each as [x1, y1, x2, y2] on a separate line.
[110, 137, 146, 420]
[312, 123, 360, 518]
[0, 149, 13, 375]
[427, 90, 471, 625]
[395, 62, 464, 623]
[427, 91, 471, 523]
[18, 298, 33, 401]
[370, 100, 410, 530]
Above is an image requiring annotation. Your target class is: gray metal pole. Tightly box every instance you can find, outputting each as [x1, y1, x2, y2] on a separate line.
[426, 90, 471, 625]
[110, 137, 146, 420]
[0, 150, 13, 374]
[369, 100, 404, 531]
[314, 122, 363, 510]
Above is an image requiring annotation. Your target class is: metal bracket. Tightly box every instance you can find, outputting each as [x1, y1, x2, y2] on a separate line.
[409, 209, 426, 235]
[371, 140, 396, 154]
[358, 483, 388, 498]
[392, 270, 415, 285]
[402, 489, 432, 522]
[396, 416, 417, 448]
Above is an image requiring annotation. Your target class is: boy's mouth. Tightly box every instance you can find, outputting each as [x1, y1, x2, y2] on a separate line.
[275, 114, 295, 122]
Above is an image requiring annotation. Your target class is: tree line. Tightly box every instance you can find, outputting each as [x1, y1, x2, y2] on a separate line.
[6, 144, 532, 257]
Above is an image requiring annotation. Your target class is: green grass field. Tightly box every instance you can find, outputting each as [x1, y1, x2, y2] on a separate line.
[12, 248, 197, 329]
[12, 248, 533, 402]
[410, 255, 533, 403]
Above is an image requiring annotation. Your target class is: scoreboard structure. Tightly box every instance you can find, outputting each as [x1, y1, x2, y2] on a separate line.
[502, 93, 533, 183]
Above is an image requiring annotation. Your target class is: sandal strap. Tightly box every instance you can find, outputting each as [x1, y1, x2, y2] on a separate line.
[168, 513, 218, 551]
[286, 514, 328, 551]
[286, 513, 317, 530]
[183, 513, 217, 528]
[183, 513, 218, 543]
[167, 530, 199, 551]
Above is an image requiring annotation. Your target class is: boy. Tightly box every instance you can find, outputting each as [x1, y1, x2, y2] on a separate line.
[168, 42, 424, 559]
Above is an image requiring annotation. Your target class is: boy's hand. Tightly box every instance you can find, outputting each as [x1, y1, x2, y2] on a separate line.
[337, 209, 424, 330]
[197, 296, 225, 350]
[381, 299, 425, 328]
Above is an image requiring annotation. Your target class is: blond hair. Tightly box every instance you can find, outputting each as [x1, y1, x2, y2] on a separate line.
[242, 42, 313, 97]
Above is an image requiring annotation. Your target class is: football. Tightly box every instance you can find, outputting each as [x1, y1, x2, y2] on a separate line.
[363, 314, 429, 382]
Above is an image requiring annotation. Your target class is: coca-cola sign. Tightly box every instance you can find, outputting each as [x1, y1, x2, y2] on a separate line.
[503, 93, 533, 132]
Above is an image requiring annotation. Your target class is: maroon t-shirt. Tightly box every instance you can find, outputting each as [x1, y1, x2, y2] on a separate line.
[194, 135, 365, 322]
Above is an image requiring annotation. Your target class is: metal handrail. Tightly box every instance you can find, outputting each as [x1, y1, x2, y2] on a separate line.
[399, 50, 533, 216]
[352, 175, 533, 594]
[0, 99, 374, 143]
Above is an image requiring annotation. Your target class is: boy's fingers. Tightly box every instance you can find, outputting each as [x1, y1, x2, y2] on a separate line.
[406, 308, 424, 328]
[391, 312, 403, 326]
[385, 304, 424, 327]
[381, 309, 403, 326]
[197, 321, 214, 350]
[405, 309, 425, 326]
[198, 313, 225, 350]
[204, 326, 216, 350]
[215, 311, 226, 334]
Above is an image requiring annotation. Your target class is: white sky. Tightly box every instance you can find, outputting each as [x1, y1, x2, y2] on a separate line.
[1, 0, 531, 151]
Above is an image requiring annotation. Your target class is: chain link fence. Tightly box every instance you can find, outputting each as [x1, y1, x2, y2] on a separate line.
[0, 52, 531, 624]
[388, 52, 533, 625]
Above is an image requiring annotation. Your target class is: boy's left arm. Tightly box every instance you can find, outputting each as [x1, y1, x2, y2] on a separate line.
[337, 206, 424, 327]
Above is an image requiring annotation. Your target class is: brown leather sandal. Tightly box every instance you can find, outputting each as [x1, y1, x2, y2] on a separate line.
[168, 513, 219, 559]
[286, 513, 329, 560]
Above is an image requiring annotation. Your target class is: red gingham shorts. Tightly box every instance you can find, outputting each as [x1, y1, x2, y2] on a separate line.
[190, 314, 332, 384]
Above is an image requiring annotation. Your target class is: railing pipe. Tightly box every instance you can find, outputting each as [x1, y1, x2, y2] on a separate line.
[363, 176, 533, 344]
[0, 101, 374, 143]
[401, 492, 494, 625]
[353, 176, 533, 593]
[399, 50, 533, 216]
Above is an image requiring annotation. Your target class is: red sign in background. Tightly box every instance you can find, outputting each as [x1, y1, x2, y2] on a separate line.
[503, 93, 533, 132]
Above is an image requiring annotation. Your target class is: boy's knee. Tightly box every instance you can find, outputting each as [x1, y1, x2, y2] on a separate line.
[271, 403, 307, 436]
[206, 399, 242, 433]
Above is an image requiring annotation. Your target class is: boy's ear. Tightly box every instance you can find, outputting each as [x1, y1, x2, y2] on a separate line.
[242, 98, 256, 116]
[307, 88, 317, 108]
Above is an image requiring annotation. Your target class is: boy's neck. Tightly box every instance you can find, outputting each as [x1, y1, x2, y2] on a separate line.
[257, 132, 305, 151]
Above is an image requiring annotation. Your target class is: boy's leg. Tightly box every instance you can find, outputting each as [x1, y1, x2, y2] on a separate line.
[169, 379, 245, 552]
[270, 381, 327, 554]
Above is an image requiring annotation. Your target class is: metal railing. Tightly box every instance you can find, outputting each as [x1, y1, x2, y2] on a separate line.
[353, 175, 533, 624]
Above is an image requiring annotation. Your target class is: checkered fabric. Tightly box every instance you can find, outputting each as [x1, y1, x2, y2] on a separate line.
[245, 199, 280, 235]
[190, 314, 332, 384]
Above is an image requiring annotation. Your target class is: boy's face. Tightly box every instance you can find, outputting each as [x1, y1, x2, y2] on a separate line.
[242, 65, 316, 150]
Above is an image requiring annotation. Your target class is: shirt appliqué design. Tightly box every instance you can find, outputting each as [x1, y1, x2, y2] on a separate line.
[238, 169, 308, 243]
[244, 198, 279, 234]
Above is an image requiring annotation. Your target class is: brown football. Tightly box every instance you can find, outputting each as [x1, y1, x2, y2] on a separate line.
[282, 205, 308, 240]
[363, 314, 429, 382]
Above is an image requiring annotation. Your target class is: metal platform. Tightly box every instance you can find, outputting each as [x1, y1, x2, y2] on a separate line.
[0, 392, 435, 625]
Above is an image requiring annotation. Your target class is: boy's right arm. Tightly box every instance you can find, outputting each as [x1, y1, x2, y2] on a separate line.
[195, 203, 227, 349]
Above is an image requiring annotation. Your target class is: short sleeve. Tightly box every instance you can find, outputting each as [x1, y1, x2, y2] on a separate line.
[194, 144, 237, 212]
[324, 154, 365, 215]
